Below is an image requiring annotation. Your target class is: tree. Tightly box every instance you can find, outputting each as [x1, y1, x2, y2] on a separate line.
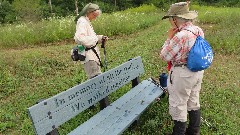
[50, 0, 76, 16]
[75, 0, 78, 15]
[12, 0, 43, 22]
[0, 0, 15, 23]
[48, 0, 53, 14]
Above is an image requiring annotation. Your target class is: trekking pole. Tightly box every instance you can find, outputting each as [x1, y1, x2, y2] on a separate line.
[149, 77, 168, 94]
[148, 77, 168, 102]
[201, 117, 218, 131]
[101, 36, 107, 72]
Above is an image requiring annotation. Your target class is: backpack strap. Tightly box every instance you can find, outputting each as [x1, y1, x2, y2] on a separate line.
[85, 45, 103, 67]
[183, 29, 200, 37]
[85, 45, 96, 51]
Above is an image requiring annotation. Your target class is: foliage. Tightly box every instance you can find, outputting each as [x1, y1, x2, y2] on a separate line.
[0, 0, 16, 23]
[0, 0, 240, 24]
[11, 0, 43, 22]
[50, 0, 76, 16]
[121, 4, 158, 13]
[0, 16, 75, 49]
[197, 0, 240, 7]
[96, 1, 117, 13]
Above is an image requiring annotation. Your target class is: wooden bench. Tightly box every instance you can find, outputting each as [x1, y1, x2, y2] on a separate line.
[28, 56, 165, 135]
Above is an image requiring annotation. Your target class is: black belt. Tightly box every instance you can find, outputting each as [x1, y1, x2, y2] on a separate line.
[173, 64, 187, 67]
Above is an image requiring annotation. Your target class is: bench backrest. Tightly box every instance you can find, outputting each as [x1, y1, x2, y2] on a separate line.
[28, 56, 144, 135]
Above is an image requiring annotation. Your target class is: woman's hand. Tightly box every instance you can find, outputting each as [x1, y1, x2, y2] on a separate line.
[168, 28, 179, 39]
[101, 36, 108, 48]
[102, 36, 108, 41]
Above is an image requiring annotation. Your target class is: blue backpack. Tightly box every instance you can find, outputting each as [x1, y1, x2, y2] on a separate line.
[185, 29, 214, 72]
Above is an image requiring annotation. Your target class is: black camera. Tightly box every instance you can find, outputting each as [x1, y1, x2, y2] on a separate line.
[71, 46, 86, 61]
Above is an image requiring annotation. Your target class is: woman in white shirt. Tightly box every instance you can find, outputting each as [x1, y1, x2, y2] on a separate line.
[74, 3, 109, 110]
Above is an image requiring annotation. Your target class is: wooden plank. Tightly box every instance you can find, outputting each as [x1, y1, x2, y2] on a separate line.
[68, 79, 164, 135]
[28, 56, 144, 135]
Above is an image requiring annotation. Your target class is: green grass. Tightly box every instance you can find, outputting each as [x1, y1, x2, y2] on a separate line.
[0, 5, 240, 135]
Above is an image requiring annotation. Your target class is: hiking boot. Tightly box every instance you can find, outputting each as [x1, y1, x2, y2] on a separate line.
[172, 120, 186, 135]
[186, 109, 201, 135]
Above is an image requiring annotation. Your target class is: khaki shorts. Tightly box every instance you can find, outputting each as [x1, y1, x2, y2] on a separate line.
[84, 60, 101, 79]
[168, 66, 204, 122]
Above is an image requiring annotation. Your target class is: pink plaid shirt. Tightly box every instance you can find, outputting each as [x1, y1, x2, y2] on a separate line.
[160, 22, 204, 65]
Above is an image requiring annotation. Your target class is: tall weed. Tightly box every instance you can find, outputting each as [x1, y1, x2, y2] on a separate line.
[0, 16, 75, 49]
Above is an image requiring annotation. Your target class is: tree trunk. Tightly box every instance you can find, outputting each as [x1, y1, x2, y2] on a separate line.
[49, 0, 53, 15]
[75, 0, 78, 15]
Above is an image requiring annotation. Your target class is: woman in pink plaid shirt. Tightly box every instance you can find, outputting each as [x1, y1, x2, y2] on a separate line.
[160, 2, 204, 135]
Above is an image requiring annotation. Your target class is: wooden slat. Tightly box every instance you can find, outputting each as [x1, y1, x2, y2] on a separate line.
[68, 79, 164, 135]
[28, 56, 144, 135]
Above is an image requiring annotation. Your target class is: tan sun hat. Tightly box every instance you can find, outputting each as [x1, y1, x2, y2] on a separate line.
[162, 2, 198, 20]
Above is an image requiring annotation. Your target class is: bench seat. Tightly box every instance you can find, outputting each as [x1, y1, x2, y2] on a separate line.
[69, 79, 163, 135]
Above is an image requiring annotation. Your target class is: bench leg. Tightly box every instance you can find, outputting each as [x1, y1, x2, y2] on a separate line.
[90, 74, 110, 110]
[132, 77, 140, 88]
[46, 129, 59, 135]
[129, 117, 140, 130]
[99, 96, 110, 110]
[132, 119, 140, 126]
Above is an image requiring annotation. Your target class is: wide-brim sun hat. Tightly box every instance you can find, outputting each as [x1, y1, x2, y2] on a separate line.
[162, 2, 198, 20]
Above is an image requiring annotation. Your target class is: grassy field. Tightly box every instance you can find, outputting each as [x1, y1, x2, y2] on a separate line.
[0, 5, 160, 49]
[0, 5, 240, 135]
